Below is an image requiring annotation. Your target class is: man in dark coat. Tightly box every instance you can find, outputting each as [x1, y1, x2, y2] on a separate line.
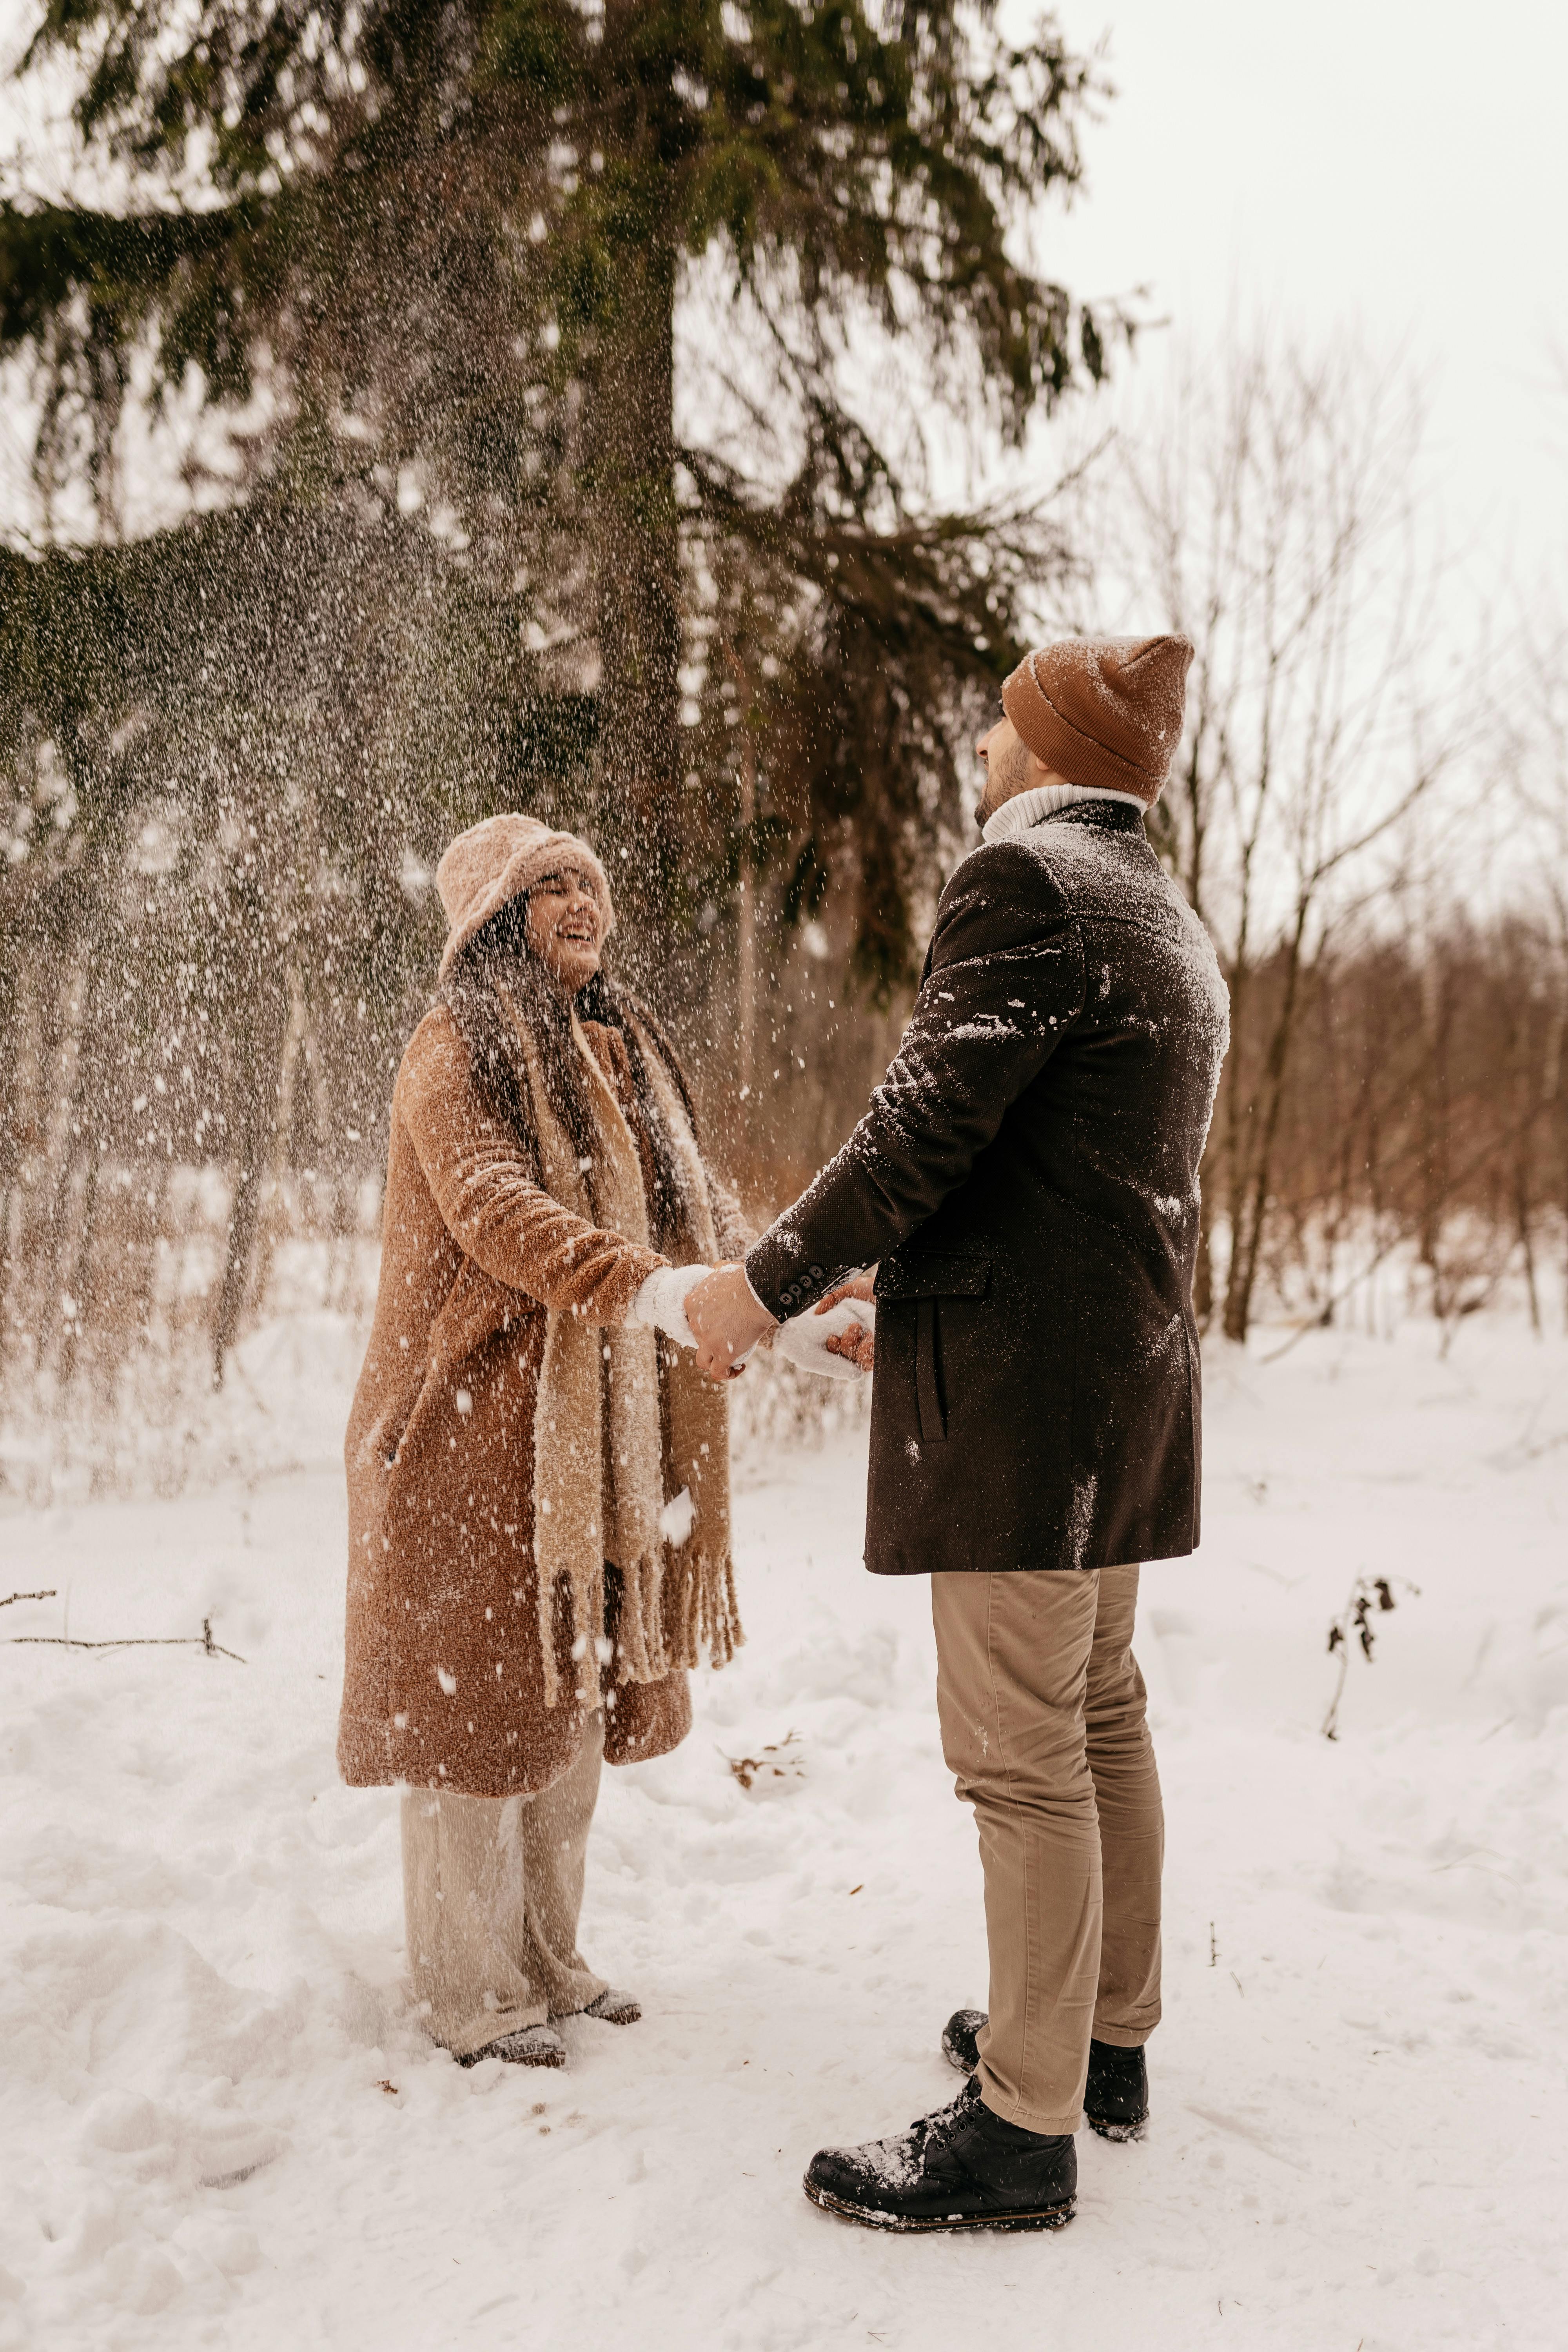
[688, 635, 1229, 2232]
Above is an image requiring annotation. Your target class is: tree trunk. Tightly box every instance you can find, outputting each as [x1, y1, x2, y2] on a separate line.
[1417, 958, 1453, 1298]
[588, 226, 681, 988]
[1223, 913, 1310, 1343]
[36, 962, 91, 1367]
[1218, 952, 1252, 1334]
[737, 725, 757, 1100]
[247, 972, 309, 1322]
[1193, 1163, 1214, 1326]
[56, 1149, 101, 1392]
[54, 951, 120, 1390]
[0, 951, 27, 1376]
[211, 966, 289, 1388]
[1515, 1166, 1541, 1335]
[1543, 982, 1567, 1329]
[212, 1142, 267, 1391]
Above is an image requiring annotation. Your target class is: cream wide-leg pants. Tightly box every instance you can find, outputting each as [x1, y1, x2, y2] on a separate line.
[931, 1565, 1164, 2136]
[401, 1711, 609, 2060]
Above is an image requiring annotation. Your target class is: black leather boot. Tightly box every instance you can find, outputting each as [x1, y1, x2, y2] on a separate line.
[804, 2078, 1076, 2233]
[941, 2009, 1150, 2141]
[1083, 2038, 1150, 2140]
[941, 2007, 988, 2074]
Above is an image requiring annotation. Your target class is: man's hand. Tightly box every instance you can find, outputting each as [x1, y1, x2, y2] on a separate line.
[817, 1274, 875, 1373]
[685, 1262, 777, 1383]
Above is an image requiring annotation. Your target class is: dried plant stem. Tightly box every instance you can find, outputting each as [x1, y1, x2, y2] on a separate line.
[1321, 1575, 1420, 1739]
[7, 1614, 245, 1662]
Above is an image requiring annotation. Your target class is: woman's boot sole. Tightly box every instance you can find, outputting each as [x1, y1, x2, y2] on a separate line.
[456, 2041, 566, 2069]
[804, 2180, 1074, 2233]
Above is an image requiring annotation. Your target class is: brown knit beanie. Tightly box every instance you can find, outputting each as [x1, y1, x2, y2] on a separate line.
[1001, 634, 1194, 801]
[435, 813, 615, 980]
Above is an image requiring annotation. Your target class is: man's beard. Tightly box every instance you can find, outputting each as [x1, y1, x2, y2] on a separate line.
[977, 736, 1034, 831]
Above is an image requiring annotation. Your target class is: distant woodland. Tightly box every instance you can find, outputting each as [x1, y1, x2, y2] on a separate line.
[1, 3, 1563, 1448]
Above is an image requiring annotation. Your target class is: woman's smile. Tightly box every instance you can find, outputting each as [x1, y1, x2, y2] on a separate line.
[526, 870, 604, 981]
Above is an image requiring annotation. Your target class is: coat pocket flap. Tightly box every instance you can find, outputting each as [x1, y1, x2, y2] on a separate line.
[875, 1252, 992, 1301]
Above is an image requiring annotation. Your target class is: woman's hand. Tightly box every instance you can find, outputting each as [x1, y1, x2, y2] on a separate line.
[815, 1274, 875, 1373]
[685, 1262, 777, 1382]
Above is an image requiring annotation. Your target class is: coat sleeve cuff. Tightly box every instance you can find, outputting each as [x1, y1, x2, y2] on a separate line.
[630, 1264, 704, 1344]
[603, 1246, 669, 1324]
[744, 1231, 834, 1321]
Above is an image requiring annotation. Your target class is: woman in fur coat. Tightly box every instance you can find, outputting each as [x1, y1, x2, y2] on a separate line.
[338, 813, 745, 2067]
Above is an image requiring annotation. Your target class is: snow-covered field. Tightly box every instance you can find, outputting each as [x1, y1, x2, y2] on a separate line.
[2, 1316, 1565, 2351]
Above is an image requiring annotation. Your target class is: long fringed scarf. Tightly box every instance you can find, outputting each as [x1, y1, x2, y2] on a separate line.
[497, 985, 742, 1710]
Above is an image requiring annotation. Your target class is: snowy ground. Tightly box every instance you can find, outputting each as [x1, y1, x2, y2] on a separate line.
[1, 1316, 1565, 2351]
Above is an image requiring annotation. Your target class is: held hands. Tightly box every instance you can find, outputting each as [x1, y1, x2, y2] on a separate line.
[815, 1274, 876, 1373]
[684, 1262, 778, 1383]
[682, 1262, 875, 1384]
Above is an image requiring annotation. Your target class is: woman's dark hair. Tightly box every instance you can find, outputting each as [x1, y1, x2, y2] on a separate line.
[440, 891, 696, 1250]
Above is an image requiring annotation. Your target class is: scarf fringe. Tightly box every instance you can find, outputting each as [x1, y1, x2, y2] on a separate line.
[538, 1545, 746, 1710]
[537, 1557, 607, 1713]
[651, 1545, 745, 1679]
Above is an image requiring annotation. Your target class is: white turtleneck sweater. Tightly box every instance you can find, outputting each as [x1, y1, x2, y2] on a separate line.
[981, 780, 1148, 844]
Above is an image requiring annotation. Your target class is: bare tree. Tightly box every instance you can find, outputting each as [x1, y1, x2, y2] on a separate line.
[1512, 610, 1568, 1320]
[1106, 327, 1474, 1339]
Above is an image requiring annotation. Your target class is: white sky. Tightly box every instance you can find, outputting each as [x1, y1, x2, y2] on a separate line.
[1031, 0, 1568, 594]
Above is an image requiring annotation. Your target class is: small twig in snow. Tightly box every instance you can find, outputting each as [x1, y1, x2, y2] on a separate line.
[8, 1616, 246, 1663]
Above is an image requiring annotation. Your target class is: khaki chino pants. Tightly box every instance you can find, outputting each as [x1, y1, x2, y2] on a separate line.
[932, 1565, 1163, 2135]
[401, 1712, 608, 2059]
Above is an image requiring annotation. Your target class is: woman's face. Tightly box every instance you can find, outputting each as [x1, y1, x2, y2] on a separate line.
[524, 867, 605, 991]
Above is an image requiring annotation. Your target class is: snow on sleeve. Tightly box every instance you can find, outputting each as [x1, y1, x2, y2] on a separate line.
[742, 845, 1084, 1303]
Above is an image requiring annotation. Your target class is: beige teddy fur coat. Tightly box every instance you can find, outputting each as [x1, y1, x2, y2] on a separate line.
[338, 1001, 742, 1800]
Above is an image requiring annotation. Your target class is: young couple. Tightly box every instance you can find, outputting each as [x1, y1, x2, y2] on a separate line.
[338, 632, 1228, 2233]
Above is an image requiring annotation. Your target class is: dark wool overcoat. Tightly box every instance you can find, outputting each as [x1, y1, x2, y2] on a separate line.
[745, 800, 1230, 1574]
